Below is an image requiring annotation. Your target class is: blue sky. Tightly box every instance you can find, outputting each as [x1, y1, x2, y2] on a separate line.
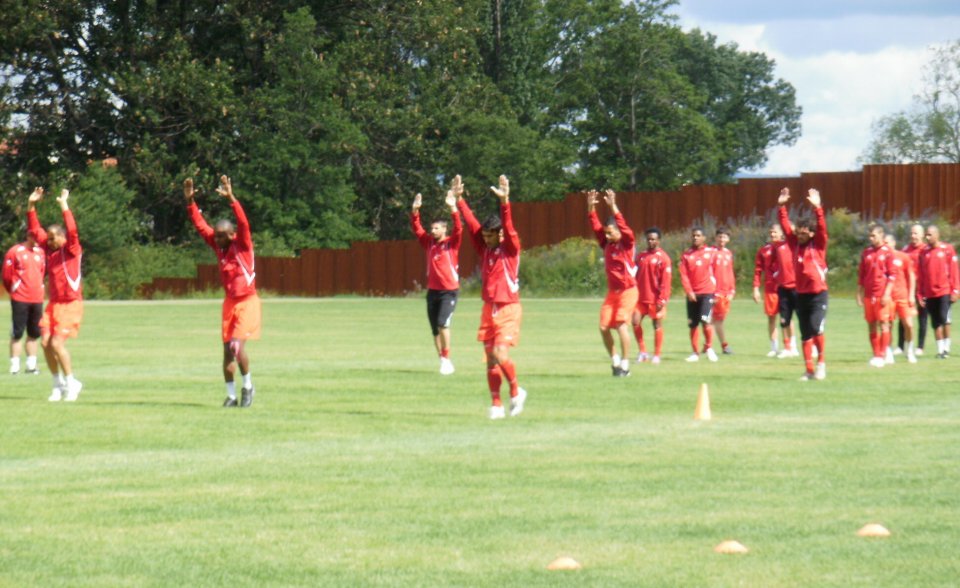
[669, 1, 960, 175]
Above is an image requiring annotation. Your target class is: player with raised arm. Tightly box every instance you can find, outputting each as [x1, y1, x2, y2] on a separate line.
[185, 176, 261, 407]
[588, 189, 638, 376]
[633, 227, 672, 365]
[857, 225, 895, 367]
[410, 176, 463, 375]
[457, 175, 526, 420]
[679, 227, 718, 362]
[778, 187, 828, 381]
[4, 231, 45, 375]
[27, 187, 84, 401]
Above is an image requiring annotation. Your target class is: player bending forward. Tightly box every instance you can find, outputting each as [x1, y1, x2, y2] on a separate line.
[457, 175, 527, 420]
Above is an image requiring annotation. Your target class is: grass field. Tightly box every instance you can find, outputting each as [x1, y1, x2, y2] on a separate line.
[2, 296, 959, 587]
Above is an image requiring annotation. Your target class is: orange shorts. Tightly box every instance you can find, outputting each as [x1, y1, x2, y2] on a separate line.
[222, 294, 262, 342]
[713, 294, 732, 320]
[636, 302, 667, 320]
[477, 302, 522, 347]
[863, 297, 894, 324]
[40, 300, 83, 339]
[892, 299, 916, 322]
[763, 292, 779, 317]
[600, 287, 639, 328]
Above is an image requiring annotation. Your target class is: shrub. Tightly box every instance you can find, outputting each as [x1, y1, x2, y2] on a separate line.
[518, 237, 605, 297]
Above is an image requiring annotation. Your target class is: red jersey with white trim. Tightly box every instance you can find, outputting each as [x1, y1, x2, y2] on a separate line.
[778, 206, 828, 294]
[752, 243, 778, 293]
[902, 243, 924, 299]
[188, 200, 257, 300]
[458, 199, 521, 305]
[713, 246, 736, 296]
[635, 247, 672, 305]
[918, 242, 960, 298]
[858, 244, 895, 298]
[3, 242, 45, 303]
[589, 211, 636, 291]
[28, 209, 83, 303]
[410, 211, 462, 291]
[774, 239, 796, 289]
[679, 245, 717, 295]
[889, 249, 913, 302]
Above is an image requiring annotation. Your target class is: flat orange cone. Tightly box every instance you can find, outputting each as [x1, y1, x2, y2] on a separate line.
[857, 523, 891, 537]
[714, 540, 748, 554]
[547, 556, 582, 570]
[694, 382, 712, 420]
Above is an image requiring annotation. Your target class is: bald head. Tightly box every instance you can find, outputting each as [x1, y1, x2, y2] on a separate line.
[925, 224, 941, 246]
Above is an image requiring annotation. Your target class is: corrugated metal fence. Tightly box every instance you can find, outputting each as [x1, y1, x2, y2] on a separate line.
[144, 163, 960, 297]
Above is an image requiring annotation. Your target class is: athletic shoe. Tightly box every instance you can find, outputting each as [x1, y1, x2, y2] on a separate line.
[936, 352, 946, 359]
[722, 346, 734, 355]
[439, 357, 455, 375]
[798, 371, 814, 381]
[509, 387, 527, 417]
[685, 353, 700, 363]
[489, 405, 505, 420]
[907, 353, 918, 364]
[636, 352, 649, 363]
[650, 356, 661, 365]
[915, 348, 924, 356]
[884, 348, 895, 364]
[25, 368, 40, 375]
[223, 396, 238, 407]
[240, 387, 255, 408]
[776, 349, 793, 359]
[9, 368, 18, 375]
[892, 347, 903, 356]
[618, 367, 631, 377]
[766, 350, 778, 358]
[48, 387, 63, 402]
[64, 379, 82, 402]
[612, 365, 623, 376]
[869, 357, 885, 368]
[814, 363, 826, 380]
[706, 348, 719, 362]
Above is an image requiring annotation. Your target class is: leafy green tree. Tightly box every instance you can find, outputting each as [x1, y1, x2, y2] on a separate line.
[862, 41, 960, 164]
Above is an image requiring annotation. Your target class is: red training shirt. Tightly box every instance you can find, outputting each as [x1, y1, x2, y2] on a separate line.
[28, 209, 83, 303]
[753, 242, 778, 293]
[713, 246, 736, 297]
[778, 206, 828, 294]
[635, 247, 672, 305]
[188, 200, 257, 300]
[458, 199, 521, 305]
[589, 211, 637, 291]
[889, 249, 913, 303]
[858, 244, 895, 298]
[679, 245, 717, 296]
[918, 242, 960, 299]
[410, 211, 462, 291]
[3, 242, 46, 303]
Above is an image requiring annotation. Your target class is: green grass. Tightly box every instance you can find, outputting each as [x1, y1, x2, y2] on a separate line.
[1, 296, 959, 587]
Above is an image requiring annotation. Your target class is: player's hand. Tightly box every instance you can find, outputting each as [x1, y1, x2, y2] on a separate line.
[918, 297, 926, 309]
[450, 174, 464, 200]
[184, 178, 196, 202]
[687, 292, 696, 302]
[752, 287, 760, 303]
[777, 187, 790, 205]
[412, 192, 422, 212]
[56, 189, 70, 210]
[603, 189, 616, 208]
[216, 175, 234, 200]
[490, 175, 509, 202]
[444, 190, 457, 211]
[586, 190, 598, 210]
[28, 187, 44, 204]
[807, 188, 821, 208]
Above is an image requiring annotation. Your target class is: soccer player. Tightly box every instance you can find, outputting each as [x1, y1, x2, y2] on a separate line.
[712, 228, 735, 354]
[185, 176, 261, 407]
[753, 224, 785, 357]
[678, 227, 718, 362]
[777, 187, 828, 381]
[26, 187, 84, 401]
[457, 175, 526, 420]
[885, 234, 917, 363]
[900, 224, 928, 356]
[410, 176, 462, 375]
[3, 232, 45, 375]
[774, 227, 800, 358]
[917, 224, 959, 359]
[633, 227, 672, 365]
[588, 189, 637, 376]
[856, 225, 895, 368]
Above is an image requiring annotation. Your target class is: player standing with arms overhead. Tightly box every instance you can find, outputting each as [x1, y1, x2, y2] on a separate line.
[712, 228, 736, 355]
[3, 232, 45, 375]
[901, 224, 929, 355]
[777, 187, 828, 381]
[884, 234, 917, 363]
[26, 187, 84, 401]
[588, 189, 638, 377]
[185, 176, 261, 407]
[856, 225, 895, 368]
[410, 176, 463, 375]
[457, 175, 526, 420]
[679, 227, 718, 362]
[633, 227, 672, 365]
[752, 224, 784, 357]
[917, 224, 959, 359]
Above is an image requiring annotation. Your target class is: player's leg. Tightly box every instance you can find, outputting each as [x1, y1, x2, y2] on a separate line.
[701, 295, 717, 361]
[434, 290, 457, 375]
[9, 301, 27, 374]
[632, 309, 646, 361]
[685, 298, 700, 360]
[651, 316, 664, 363]
[916, 304, 928, 354]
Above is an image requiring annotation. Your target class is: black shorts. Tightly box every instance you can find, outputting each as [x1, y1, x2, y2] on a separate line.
[426, 289, 458, 336]
[926, 295, 952, 329]
[777, 286, 798, 328]
[797, 291, 828, 341]
[10, 300, 43, 340]
[686, 294, 714, 329]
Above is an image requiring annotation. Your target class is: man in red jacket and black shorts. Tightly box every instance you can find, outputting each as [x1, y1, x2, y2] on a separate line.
[3, 232, 45, 375]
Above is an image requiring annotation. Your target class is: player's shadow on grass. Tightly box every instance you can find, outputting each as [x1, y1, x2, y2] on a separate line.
[0, 395, 33, 402]
[95, 400, 209, 408]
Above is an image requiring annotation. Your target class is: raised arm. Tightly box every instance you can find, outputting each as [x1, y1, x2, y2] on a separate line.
[456, 196, 485, 253]
[587, 190, 605, 245]
[26, 187, 48, 247]
[409, 193, 432, 248]
[493, 175, 520, 255]
[185, 178, 216, 248]
[57, 189, 82, 255]
[217, 175, 252, 249]
[446, 182, 463, 248]
[607, 190, 635, 250]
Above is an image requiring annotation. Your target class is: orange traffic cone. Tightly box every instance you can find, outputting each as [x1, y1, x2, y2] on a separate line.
[694, 382, 712, 421]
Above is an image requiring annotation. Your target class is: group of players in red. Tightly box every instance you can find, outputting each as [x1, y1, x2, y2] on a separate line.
[6, 178, 957, 415]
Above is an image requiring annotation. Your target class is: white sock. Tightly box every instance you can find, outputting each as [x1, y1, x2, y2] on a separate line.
[611, 354, 621, 367]
[620, 359, 630, 371]
[25, 356, 37, 370]
[242, 373, 252, 389]
[938, 339, 946, 354]
[66, 374, 78, 386]
[907, 341, 914, 355]
[52, 373, 65, 388]
[10, 357, 20, 372]
[226, 381, 237, 399]
[946, 338, 952, 352]
[770, 340, 778, 352]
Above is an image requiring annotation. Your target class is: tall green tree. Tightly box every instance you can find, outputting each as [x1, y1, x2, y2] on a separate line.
[862, 40, 960, 164]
